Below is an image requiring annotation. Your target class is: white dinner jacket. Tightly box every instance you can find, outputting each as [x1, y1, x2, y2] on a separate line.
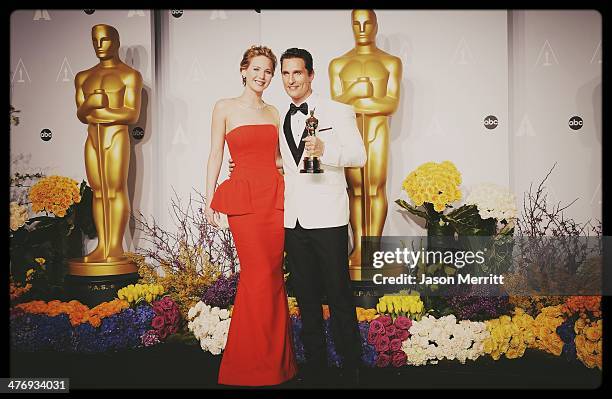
[279, 93, 367, 229]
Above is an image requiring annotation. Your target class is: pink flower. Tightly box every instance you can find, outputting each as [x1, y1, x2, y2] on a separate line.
[152, 302, 164, 315]
[396, 329, 410, 341]
[394, 316, 412, 330]
[164, 310, 179, 325]
[390, 338, 402, 352]
[151, 315, 165, 330]
[391, 351, 407, 367]
[166, 324, 179, 335]
[376, 353, 391, 368]
[370, 319, 384, 334]
[367, 328, 378, 345]
[375, 335, 390, 353]
[385, 325, 397, 338]
[378, 315, 392, 327]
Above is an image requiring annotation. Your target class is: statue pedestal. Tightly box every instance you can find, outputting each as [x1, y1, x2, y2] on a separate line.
[65, 258, 139, 308]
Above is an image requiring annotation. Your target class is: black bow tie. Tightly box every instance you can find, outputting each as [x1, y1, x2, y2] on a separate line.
[289, 102, 308, 116]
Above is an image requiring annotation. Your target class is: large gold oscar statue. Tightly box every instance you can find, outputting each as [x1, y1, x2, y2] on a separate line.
[329, 9, 402, 280]
[69, 24, 142, 277]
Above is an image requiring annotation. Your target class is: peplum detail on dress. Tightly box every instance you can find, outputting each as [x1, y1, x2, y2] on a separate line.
[210, 178, 254, 216]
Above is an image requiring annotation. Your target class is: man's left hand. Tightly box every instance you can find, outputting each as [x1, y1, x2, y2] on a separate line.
[303, 136, 324, 157]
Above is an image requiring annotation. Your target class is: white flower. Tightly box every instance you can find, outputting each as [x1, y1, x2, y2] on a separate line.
[218, 309, 230, 320]
[465, 183, 517, 222]
[187, 306, 199, 320]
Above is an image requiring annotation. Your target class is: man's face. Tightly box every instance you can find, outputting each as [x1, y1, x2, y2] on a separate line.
[92, 27, 118, 60]
[281, 57, 314, 103]
[352, 10, 377, 45]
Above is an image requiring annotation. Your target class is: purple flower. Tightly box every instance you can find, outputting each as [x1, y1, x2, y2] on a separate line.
[394, 316, 412, 330]
[375, 352, 391, 367]
[375, 335, 390, 353]
[390, 338, 402, 352]
[391, 351, 407, 367]
[378, 315, 392, 327]
[151, 315, 165, 330]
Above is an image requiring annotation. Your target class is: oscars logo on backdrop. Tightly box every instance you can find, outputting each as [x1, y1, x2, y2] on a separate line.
[12, 59, 31, 84]
[188, 57, 206, 82]
[535, 40, 559, 67]
[172, 124, 189, 145]
[452, 37, 474, 65]
[56, 57, 75, 83]
[40, 129, 52, 142]
[33, 10, 51, 21]
[515, 114, 536, 137]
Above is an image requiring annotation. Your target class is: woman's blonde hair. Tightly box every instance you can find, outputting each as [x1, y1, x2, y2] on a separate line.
[240, 45, 277, 74]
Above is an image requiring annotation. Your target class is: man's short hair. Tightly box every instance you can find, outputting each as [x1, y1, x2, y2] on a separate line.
[280, 48, 314, 75]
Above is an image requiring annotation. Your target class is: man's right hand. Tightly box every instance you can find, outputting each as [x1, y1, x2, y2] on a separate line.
[228, 158, 235, 175]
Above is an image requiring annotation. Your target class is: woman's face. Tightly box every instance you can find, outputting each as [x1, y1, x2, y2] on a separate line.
[242, 55, 274, 93]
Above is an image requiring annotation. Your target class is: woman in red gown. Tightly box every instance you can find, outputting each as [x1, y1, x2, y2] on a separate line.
[204, 45, 297, 386]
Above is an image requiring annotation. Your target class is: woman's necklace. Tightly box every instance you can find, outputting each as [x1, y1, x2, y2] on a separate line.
[236, 99, 267, 110]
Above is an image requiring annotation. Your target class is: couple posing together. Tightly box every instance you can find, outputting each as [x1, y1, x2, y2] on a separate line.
[205, 46, 366, 386]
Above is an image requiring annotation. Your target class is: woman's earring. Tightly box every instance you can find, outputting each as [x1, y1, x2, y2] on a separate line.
[242, 76, 246, 86]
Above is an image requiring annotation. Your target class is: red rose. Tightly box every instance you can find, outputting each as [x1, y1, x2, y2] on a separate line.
[151, 315, 165, 330]
[160, 296, 174, 311]
[391, 351, 407, 367]
[378, 315, 392, 327]
[390, 338, 402, 352]
[385, 325, 397, 338]
[394, 316, 412, 330]
[396, 329, 410, 341]
[375, 353, 391, 367]
[370, 319, 384, 333]
[158, 328, 168, 340]
[367, 328, 378, 345]
[165, 311, 179, 326]
[152, 302, 164, 315]
[167, 324, 179, 335]
[375, 335, 390, 353]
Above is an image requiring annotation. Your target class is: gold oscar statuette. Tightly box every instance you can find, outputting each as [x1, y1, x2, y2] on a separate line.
[300, 109, 324, 174]
[329, 9, 402, 280]
[69, 24, 143, 277]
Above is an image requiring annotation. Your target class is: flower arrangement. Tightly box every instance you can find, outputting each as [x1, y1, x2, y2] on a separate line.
[445, 284, 510, 321]
[15, 299, 129, 328]
[356, 307, 377, 322]
[401, 161, 462, 212]
[509, 295, 566, 318]
[187, 301, 231, 355]
[483, 308, 535, 360]
[117, 283, 165, 305]
[358, 321, 378, 367]
[375, 294, 424, 320]
[465, 183, 517, 225]
[150, 296, 182, 341]
[401, 314, 489, 366]
[201, 272, 239, 309]
[132, 189, 239, 320]
[368, 315, 412, 367]
[574, 318, 602, 369]
[562, 296, 601, 319]
[29, 175, 81, 217]
[531, 305, 565, 356]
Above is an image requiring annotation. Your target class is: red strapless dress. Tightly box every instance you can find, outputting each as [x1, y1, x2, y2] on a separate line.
[211, 124, 297, 386]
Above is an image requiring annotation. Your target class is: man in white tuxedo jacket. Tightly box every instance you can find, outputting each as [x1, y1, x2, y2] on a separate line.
[279, 48, 366, 385]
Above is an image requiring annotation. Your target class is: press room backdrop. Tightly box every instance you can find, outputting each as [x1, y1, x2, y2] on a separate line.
[10, 10, 602, 254]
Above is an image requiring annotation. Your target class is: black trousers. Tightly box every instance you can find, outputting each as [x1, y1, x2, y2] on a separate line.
[285, 220, 362, 369]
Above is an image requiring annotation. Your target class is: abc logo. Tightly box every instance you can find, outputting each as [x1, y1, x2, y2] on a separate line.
[569, 116, 583, 130]
[131, 127, 145, 140]
[484, 115, 498, 130]
[83, 9, 95, 15]
[40, 129, 52, 141]
[171, 10, 183, 18]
